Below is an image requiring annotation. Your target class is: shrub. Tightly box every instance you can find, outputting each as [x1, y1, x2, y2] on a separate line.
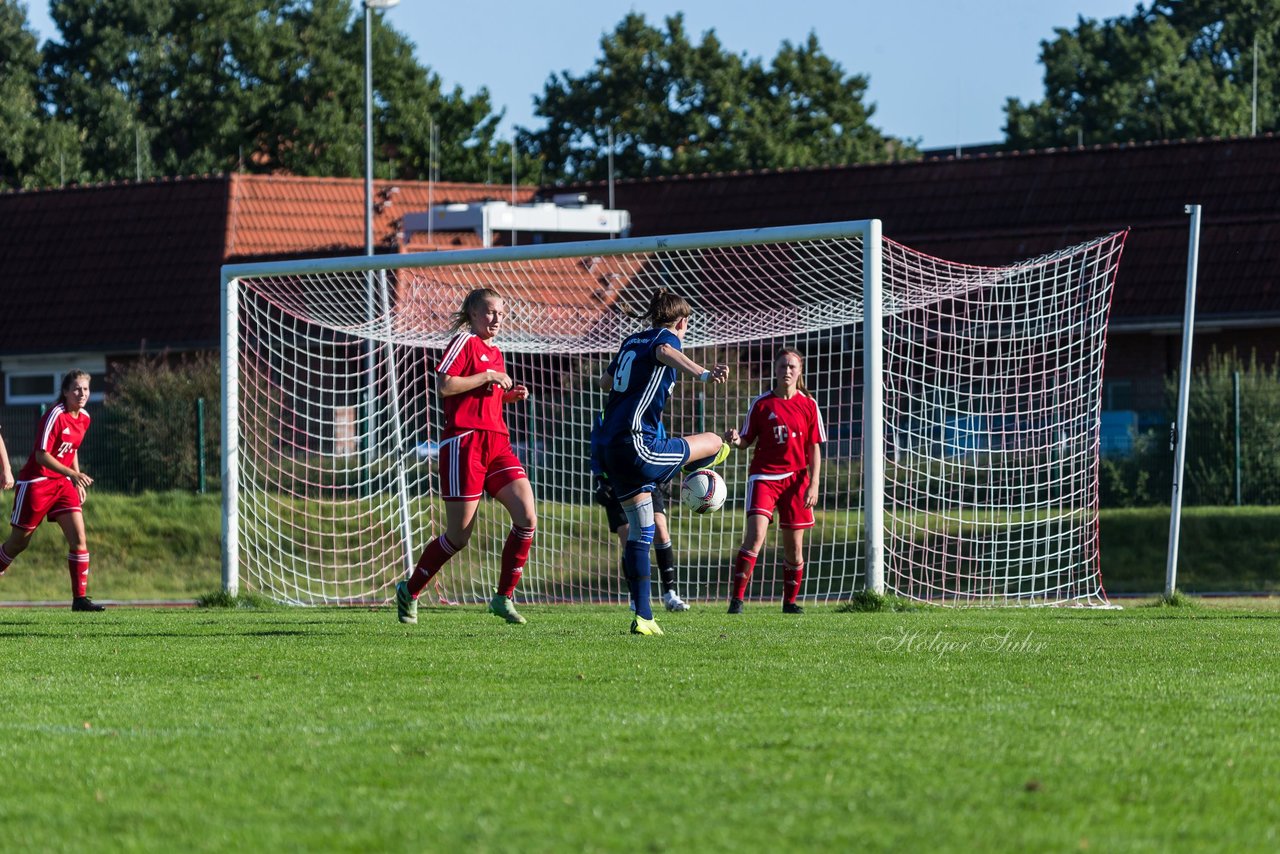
[100, 352, 221, 493]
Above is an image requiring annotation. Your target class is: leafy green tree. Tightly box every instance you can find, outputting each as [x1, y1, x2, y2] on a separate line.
[0, 0, 44, 187]
[1006, 1, 1277, 148]
[37, 0, 506, 183]
[527, 12, 909, 182]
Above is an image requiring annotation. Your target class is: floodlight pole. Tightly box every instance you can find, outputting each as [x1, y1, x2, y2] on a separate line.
[363, 1, 413, 576]
[363, 0, 398, 258]
[1165, 204, 1202, 598]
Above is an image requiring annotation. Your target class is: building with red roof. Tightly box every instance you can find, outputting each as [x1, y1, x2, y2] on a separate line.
[1, 135, 1278, 414]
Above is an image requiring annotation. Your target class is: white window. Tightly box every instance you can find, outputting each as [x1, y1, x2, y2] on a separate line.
[3, 361, 107, 405]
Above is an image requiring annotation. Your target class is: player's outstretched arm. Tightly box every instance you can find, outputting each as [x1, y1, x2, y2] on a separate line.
[655, 344, 729, 384]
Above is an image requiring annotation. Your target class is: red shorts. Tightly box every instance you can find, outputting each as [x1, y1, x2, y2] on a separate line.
[438, 429, 527, 502]
[10, 477, 82, 531]
[745, 472, 813, 530]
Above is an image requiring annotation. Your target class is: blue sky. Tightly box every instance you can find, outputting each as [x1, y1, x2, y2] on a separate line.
[24, 0, 1140, 149]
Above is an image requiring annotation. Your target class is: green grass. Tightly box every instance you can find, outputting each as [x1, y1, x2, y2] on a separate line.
[1, 493, 1276, 602]
[1, 604, 1278, 852]
[0, 491, 221, 601]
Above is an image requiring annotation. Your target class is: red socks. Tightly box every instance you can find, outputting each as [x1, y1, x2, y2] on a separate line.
[406, 535, 458, 598]
[68, 550, 90, 597]
[783, 560, 804, 604]
[732, 548, 758, 600]
[405, 525, 535, 600]
[497, 525, 535, 597]
[733, 551, 803, 603]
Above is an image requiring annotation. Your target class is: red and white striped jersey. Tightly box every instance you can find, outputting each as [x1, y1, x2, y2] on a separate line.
[437, 332, 508, 435]
[18, 404, 91, 481]
[739, 390, 825, 476]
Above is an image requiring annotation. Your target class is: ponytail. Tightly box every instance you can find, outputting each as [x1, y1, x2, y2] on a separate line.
[449, 288, 502, 332]
[625, 288, 693, 328]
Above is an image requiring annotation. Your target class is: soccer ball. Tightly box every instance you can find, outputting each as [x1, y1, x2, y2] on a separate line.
[681, 469, 727, 514]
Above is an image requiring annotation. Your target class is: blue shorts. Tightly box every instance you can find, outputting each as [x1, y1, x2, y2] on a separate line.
[600, 434, 690, 501]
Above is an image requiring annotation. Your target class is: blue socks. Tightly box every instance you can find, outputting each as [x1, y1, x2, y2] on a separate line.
[623, 498, 656, 619]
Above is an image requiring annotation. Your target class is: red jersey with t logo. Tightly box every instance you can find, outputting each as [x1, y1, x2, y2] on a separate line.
[19, 404, 91, 480]
[739, 390, 826, 476]
[438, 332, 508, 435]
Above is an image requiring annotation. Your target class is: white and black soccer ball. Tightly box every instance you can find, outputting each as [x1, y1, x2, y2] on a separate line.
[681, 469, 727, 514]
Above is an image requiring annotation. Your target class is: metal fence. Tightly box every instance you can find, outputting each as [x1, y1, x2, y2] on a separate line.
[1, 400, 216, 494]
[2, 395, 1275, 505]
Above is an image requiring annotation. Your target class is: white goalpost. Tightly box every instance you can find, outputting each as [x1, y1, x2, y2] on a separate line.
[220, 220, 1126, 607]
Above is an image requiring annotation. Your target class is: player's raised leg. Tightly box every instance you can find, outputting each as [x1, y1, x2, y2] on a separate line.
[683, 431, 731, 472]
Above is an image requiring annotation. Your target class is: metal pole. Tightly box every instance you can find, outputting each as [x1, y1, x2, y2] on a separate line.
[220, 273, 240, 595]
[1252, 36, 1258, 138]
[1233, 370, 1242, 506]
[196, 397, 206, 494]
[378, 270, 416, 576]
[364, 5, 375, 259]
[608, 128, 615, 219]
[1165, 205, 1202, 598]
[511, 135, 517, 247]
[363, 3, 385, 493]
[863, 220, 885, 595]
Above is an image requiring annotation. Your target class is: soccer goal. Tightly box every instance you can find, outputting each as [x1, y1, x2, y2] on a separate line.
[220, 220, 1126, 606]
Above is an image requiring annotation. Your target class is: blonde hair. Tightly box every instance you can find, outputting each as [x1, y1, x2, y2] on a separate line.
[773, 348, 808, 395]
[449, 288, 502, 332]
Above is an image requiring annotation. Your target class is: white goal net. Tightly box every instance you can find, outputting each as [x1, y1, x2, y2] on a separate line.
[221, 221, 1125, 606]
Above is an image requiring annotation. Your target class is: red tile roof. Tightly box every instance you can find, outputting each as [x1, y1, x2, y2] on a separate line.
[3, 136, 1278, 362]
[559, 134, 1280, 324]
[224, 174, 535, 259]
[0, 175, 535, 356]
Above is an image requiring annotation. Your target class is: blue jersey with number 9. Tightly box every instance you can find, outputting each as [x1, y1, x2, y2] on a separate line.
[597, 327, 680, 450]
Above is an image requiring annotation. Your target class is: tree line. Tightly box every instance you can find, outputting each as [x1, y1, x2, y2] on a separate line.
[1, 0, 1276, 191]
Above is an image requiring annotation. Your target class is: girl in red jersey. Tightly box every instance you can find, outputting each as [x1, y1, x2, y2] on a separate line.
[0, 371, 104, 611]
[723, 348, 826, 614]
[394, 288, 536, 626]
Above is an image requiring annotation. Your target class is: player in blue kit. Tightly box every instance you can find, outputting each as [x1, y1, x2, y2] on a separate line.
[591, 415, 690, 614]
[595, 290, 731, 635]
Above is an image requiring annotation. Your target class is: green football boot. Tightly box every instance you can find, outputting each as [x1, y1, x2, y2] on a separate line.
[395, 580, 418, 625]
[488, 594, 527, 625]
[630, 616, 664, 635]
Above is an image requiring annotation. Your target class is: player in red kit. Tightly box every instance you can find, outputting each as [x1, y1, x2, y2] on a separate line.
[394, 288, 536, 626]
[723, 349, 826, 614]
[0, 371, 104, 611]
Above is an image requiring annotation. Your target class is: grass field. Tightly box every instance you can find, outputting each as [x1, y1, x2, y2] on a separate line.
[0, 492, 1276, 603]
[2, 602, 1277, 852]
